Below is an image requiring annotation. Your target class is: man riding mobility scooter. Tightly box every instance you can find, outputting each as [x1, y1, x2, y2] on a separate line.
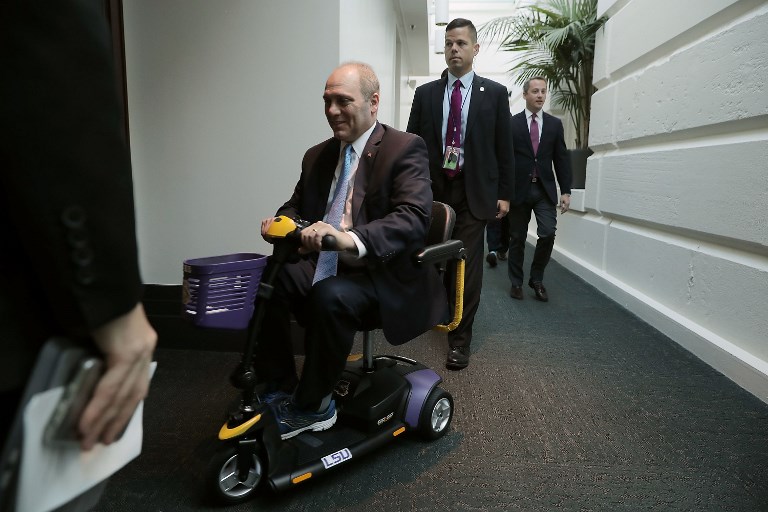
[181, 203, 465, 504]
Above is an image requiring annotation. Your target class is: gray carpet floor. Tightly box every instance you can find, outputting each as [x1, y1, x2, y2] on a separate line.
[98, 253, 768, 511]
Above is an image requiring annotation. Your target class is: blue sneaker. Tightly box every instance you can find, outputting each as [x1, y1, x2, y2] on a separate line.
[271, 398, 337, 440]
[258, 390, 290, 406]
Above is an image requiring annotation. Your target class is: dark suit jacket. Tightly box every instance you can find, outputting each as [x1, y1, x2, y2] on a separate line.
[276, 123, 447, 345]
[406, 74, 514, 220]
[511, 110, 572, 205]
[0, 1, 143, 393]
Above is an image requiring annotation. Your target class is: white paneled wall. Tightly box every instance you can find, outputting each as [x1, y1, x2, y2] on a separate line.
[556, 0, 768, 400]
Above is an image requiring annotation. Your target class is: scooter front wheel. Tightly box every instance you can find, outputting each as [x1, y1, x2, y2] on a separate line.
[208, 443, 264, 504]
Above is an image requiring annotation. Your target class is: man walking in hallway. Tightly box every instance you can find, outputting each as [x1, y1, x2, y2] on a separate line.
[407, 18, 514, 370]
[507, 76, 571, 302]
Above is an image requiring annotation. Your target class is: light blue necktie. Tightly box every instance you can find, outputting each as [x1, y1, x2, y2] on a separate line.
[313, 144, 354, 284]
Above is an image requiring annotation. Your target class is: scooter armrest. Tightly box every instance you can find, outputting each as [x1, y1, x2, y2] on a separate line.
[413, 239, 465, 266]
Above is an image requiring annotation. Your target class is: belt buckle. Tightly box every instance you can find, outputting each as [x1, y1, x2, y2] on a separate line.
[531, 177, 538, 182]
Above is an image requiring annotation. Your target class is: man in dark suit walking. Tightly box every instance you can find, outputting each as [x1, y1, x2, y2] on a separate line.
[257, 62, 446, 439]
[407, 18, 514, 370]
[507, 76, 572, 302]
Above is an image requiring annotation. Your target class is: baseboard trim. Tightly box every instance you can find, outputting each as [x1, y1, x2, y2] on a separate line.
[142, 284, 246, 352]
[550, 244, 768, 404]
[142, 284, 304, 354]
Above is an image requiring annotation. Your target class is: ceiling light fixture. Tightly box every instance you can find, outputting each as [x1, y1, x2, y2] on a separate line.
[435, 0, 449, 26]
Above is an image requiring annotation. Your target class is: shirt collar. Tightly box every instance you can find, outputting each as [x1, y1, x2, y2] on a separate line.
[447, 70, 474, 90]
[343, 122, 377, 158]
[525, 108, 543, 119]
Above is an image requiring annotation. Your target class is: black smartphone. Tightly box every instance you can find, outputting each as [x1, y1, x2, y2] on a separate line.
[43, 357, 104, 446]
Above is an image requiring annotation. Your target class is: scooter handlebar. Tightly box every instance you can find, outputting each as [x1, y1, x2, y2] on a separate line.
[265, 216, 339, 251]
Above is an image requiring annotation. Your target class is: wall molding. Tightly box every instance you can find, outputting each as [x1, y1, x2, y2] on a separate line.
[549, 243, 768, 404]
[143, 284, 304, 354]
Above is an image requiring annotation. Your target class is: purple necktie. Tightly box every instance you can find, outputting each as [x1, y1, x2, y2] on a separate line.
[530, 112, 540, 154]
[530, 112, 539, 179]
[444, 80, 462, 178]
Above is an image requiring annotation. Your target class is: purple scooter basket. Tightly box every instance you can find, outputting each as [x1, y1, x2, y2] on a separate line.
[182, 253, 268, 329]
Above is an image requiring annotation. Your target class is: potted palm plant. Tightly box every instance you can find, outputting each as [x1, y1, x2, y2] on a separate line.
[479, 0, 607, 188]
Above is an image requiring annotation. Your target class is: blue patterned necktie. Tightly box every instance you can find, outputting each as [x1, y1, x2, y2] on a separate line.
[313, 144, 354, 284]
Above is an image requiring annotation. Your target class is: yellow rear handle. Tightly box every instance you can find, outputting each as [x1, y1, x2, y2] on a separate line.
[434, 258, 465, 333]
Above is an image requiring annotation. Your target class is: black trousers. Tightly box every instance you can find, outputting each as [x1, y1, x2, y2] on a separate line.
[252, 257, 379, 409]
[485, 216, 510, 254]
[435, 176, 486, 350]
[507, 181, 557, 286]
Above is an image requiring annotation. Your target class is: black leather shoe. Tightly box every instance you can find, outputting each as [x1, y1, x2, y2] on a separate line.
[529, 280, 549, 302]
[509, 285, 524, 300]
[485, 251, 497, 268]
[446, 347, 470, 370]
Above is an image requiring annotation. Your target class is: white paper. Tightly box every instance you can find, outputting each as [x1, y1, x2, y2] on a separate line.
[17, 362, 157, 512]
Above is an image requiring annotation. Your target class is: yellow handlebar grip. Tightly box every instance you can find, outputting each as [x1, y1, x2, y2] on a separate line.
[265, 216, 298, 239]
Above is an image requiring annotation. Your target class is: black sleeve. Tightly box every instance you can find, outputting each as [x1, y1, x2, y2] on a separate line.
[552, 119, 572, 195]
[494, 84, 515, 202]
[0, 0, 143, 335]
[406, 86, 423, 135]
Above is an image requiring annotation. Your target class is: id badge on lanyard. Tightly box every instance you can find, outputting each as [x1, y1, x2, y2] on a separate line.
[442, 145, 459, 170]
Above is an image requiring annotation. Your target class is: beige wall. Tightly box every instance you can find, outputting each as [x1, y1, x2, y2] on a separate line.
[123, 0, 401, 285]
[339, 0, 400, 126]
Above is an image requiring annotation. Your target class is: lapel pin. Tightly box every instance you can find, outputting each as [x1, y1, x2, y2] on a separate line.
[367, 152, 372, 158]
[480, 87, 485, 92]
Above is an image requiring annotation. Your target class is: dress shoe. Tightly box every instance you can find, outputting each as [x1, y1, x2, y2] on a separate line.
[509, 285, 524, 300]
[497, 250, 508, 261]
[485, 251, 497, 268]
[446, 346, 470, 370]
[529, 280, 549, 302]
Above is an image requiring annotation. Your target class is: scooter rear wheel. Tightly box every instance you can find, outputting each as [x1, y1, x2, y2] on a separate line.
[418, 387, 453, 440]
[208, 443, 264, 504]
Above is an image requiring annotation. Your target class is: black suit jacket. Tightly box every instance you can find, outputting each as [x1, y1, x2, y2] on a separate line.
[276, 123, 447, 345]
[407, 74, 514, 220]
[511, 110, 572, 205]
[0, 1, 143, 392]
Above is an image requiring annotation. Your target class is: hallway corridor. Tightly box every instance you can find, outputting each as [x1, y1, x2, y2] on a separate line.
[100, 250, 768, 511]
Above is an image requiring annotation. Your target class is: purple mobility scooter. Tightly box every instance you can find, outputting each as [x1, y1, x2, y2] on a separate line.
[182, 203, 465, 504]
